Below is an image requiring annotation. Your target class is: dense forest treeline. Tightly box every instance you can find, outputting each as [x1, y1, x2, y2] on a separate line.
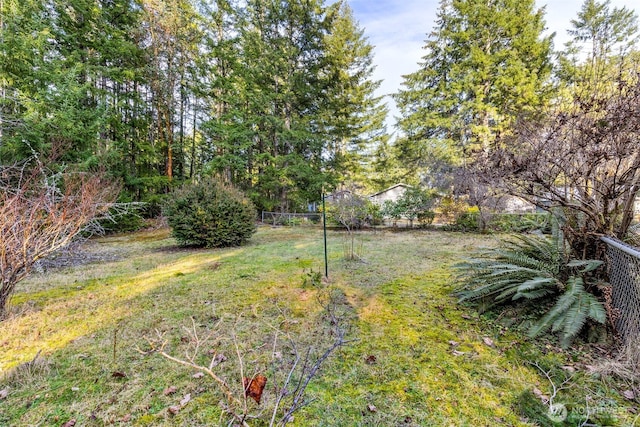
[0, 0, 388, 213]
[2, 0, 640, 219]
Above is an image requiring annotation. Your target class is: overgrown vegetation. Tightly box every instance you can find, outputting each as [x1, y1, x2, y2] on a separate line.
[0, 228, 636, 425]
[164, 178, 257, 248]
[446, 211, 551, 233]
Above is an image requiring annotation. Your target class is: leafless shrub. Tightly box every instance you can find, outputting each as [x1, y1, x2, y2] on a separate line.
[477, 74, 640, 262]
[0, 157, 120, 318]
[328, 188, 369, 261]
[138, 291, 352, 426]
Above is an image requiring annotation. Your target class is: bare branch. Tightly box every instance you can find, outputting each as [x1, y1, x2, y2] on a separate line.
[0, 159, 120, 318]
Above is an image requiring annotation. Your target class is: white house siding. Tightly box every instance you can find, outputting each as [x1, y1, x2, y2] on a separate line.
[369, 184, 410, 205]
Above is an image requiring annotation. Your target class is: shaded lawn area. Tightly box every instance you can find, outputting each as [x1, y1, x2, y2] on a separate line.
[0, 227, 634, 426]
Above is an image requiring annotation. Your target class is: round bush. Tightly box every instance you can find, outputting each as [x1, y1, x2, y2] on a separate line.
[164, 178, 257, 248]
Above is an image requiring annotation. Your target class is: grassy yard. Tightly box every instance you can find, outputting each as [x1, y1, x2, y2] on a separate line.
[0, 226, 636, 426]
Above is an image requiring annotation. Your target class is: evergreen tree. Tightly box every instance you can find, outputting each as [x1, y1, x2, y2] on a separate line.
[2, 0, 390, 214]
[0, 0, 100, 162]
[140, 0, 202, 183]
[322, 1, 389, 191]
[394, 0, 553, 191]
[558, 0, 639, 89]
[0, 0, 147, 169]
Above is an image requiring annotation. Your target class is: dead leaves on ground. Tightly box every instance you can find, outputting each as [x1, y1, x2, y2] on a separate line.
[163, 385, 178, 396]
[622, 389, 636, 400]
[482, 337, 494, 348]
[163, 370, 267, 418]
[243, 374, 267, 404]
[168, 393, 192, 415]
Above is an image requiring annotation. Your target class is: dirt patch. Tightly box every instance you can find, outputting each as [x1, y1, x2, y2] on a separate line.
[35, 240, 125, 272]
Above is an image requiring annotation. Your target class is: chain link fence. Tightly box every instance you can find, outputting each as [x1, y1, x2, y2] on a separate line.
[261, 211, 321, 226]
[601, 236, 640, 342]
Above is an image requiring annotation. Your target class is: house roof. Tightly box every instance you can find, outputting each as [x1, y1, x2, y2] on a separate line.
[368, 183, 411, 198]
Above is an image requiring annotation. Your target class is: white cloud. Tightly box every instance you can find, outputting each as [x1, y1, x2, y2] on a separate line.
[350, 0, 438, 130]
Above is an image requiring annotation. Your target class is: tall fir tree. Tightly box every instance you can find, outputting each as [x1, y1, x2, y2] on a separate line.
[322, 1, 389, 192]
[393, 0, 553, 191]
[558, 0, 639, 89]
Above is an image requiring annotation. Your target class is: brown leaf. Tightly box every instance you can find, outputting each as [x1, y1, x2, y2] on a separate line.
[243, 374, 267, 404]
[163, 386, 178, 396]
[0, 388, 8, 399]
[367, 404, 377, 413]
[212, 353, 227, 367]
[452, 350, 465, 356]
[482, 337, 494, 347]
[532, 387, 549, 403]
[168, 405, 181, 415]
[448, 340, 459, 347]
[192, 372, 205, 379]
[365, 355, 377, 365]
[622, 390, 635, 400]
[111, 371, 127, 379]
[180, 393, 191, 407]
[61, 420, 76, 427]
[121, 414, 132, 422]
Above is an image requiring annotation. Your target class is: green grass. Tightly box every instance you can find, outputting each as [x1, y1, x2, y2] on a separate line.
[0, 227, 636, 426]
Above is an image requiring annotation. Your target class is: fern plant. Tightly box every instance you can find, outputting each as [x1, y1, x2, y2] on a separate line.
[456, 234, 606, 347]
[456, 234, 563, 305]
[528, 277, 606, 348]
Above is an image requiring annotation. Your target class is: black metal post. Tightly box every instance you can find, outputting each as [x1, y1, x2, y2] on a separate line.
[323, 191, 328, 279]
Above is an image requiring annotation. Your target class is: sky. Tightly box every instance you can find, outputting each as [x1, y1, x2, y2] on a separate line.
[348, 0, 640, 133]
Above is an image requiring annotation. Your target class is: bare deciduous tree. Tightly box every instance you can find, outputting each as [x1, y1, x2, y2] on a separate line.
[0, 160, 120, 318]
[478, 75, 640, 261]
[329, 190, 369, 261]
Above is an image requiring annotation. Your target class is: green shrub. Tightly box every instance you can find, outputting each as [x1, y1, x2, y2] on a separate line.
[446, 211, 551, 233]
[164, 178, 257, 248]
[491, 213, 551, 233]
[380, 199, 403, 226]
[366, 202, 384, 226]
[438, 195, 468, 222]
[450, 210, 480, 231]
